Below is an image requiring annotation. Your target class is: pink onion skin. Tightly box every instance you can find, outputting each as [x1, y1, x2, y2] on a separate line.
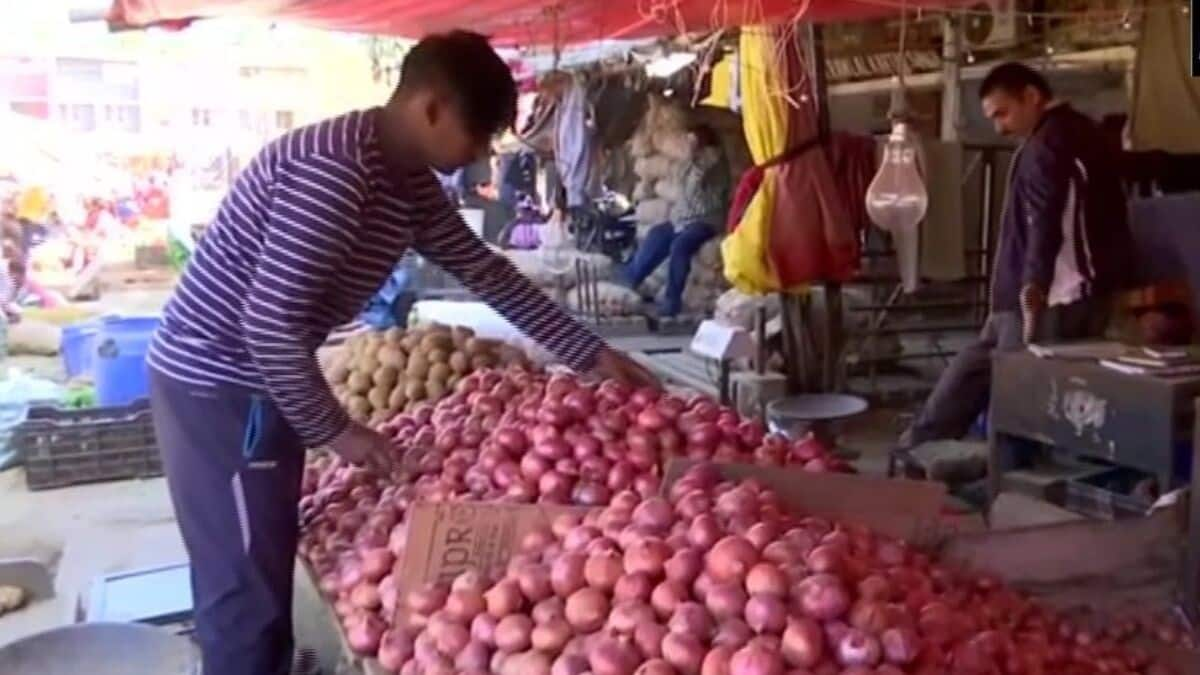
[881, 626, 921, 665]
[745, 563, 788, 597]
[836, 628, 882, 667]
[701, 645, 734, 675]
[551, 553, 587, 598]
[669, 601, 715, 641]
[634, 659, 678, 675]
[494, 614, 534, 653]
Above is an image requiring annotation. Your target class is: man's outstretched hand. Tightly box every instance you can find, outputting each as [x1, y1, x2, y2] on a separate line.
[330, 421, 394, 475]
[590, 347, 660, 389]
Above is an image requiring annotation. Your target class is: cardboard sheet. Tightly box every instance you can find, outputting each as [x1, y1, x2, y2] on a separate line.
[662, 459, 950, 544]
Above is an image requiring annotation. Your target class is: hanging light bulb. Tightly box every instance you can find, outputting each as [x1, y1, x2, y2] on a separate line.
[866, 2, 927, 292]
[866, 88, 927, 292]
[866, 120, 928, 234]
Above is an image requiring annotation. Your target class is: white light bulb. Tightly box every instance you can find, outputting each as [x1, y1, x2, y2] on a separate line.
[865, 121, 928, 234]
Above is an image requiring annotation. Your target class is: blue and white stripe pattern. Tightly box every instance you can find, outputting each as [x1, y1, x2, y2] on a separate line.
[149, 108, 604, 448]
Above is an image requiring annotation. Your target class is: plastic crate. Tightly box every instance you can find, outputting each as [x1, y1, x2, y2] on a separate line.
[1052, 467, 1157, 520]
[14, 400, 161, 491]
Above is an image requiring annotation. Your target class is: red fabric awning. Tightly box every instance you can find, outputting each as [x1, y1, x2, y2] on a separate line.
[107, 0, 964, 46]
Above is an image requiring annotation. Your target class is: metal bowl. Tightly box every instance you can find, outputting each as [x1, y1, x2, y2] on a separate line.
[766, 394, 869, 440]
[0, 622, 200, 675]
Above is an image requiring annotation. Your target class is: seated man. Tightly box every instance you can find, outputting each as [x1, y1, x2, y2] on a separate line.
[622, 124, 730, 317]
[901, 63, 1134, 448]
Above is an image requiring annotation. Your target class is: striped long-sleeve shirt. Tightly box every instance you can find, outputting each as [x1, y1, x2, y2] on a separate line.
[149, 109, 605, 448]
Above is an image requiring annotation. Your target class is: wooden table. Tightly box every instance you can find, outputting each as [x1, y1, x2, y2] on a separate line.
[988, 350, 1200, 620]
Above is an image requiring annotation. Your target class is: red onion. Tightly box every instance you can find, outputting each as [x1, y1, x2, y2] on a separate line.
[780, 617, 824, 668]
[624, 538, 671, 577]
[608, 600, 656, 634]
[614, 572, 655, 603]
[745, 563, 788, 597]
[662, 631, 705, 674]
[589, 634, 641, 675]
[346, 611, 387, 655]
[470, 612, 498, 645]
[837, 628, 882, 667]
[729, 643, 784, 675]
[707, 536, 759, 583]
[495, 614, 534, 653]
[651, 580, 689, 618]
[485, 580, 523, 617]
[585, 550, 624, 591]
[565, 587, 609, 632]
[705, 583, 748, 620]
[713, 618, 754, 648]
[881, 626, 920, 664]
[665, 548, 704, 586]
[669, 601, 715, 640]
[634, 659, 678, 675]
[745, 594, 787, 634]
[796, 573, 851, 621]
[633, 619, 672, 658]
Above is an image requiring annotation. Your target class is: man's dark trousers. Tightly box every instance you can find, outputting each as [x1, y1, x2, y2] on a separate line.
[902, 297, 1110, 447]
[150, 370, 305, 675]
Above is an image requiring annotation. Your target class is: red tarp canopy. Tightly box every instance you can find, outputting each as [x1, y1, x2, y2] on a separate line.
[107, 0, 964, 45]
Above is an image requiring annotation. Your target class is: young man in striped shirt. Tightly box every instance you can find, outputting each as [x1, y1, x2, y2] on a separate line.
[148, 31, 655, 675]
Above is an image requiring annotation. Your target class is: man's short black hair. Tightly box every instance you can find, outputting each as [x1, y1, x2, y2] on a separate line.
[979, 62, 1053, 100]
[398, 31, 517, 140]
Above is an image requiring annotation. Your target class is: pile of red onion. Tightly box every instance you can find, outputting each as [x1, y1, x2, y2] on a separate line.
[297, 366, 850, 663]
[376, 367, 851, 507]
[388, 463, 1185, 675]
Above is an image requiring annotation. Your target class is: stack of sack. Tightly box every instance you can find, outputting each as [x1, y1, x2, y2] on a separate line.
[627, 95, 729, 315]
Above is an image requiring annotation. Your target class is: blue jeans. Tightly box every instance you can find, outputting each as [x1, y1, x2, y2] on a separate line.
[623, 221, 717, 316]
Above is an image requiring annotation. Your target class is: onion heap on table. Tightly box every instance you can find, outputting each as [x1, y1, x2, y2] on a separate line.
[299, 366, 850, 664]
[388, 463, 1183, 675]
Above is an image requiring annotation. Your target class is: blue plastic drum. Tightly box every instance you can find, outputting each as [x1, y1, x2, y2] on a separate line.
[94, 315, 160, 407]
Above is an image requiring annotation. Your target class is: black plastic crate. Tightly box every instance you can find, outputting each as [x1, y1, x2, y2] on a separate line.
[1052, 467, 1158, 521]
[14, 400, 161, 491]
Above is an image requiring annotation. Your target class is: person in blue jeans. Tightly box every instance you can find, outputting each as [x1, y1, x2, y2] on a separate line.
[623, 124, 730, 316]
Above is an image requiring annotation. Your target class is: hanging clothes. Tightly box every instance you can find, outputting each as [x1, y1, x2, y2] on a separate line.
[555, 80, 599, 209]
[722, 25, 859, 295]
[1131, 7, 1200, 152]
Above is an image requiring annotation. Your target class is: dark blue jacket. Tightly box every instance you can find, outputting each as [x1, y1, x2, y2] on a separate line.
[992, 103, 1134, 312]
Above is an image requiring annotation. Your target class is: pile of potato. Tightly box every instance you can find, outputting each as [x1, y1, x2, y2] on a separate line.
[326, 325, 529, 425]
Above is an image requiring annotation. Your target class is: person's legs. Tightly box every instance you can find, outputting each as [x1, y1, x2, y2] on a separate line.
[660, 221, 718, 316]
[622, 222, 676, 290]
[901, 314, 1019, 447]
[150, 371, 305, 675]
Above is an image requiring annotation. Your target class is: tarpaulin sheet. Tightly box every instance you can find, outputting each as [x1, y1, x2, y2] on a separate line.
[107, 0, 966, 45]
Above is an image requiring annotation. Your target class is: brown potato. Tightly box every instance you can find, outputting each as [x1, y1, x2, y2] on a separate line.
[347, 396, 371, 420]
[347, 372, 372, 395]
[373, 365, 399, 388]
[406, 353, 431, 379]
[425, 379, 447, 401]
[404, 379, 426, 401]
[465, 337, 500, 355]
[383, 327, 404, 344]
[427, 348, 450, 364]
[367, 385, 390, 411]
[448, 351, 470, 375]
[0, 585, 26, 613]
[420, 332, 454, 353]
[400, 334, 421, 352]
[428, 362, 452, 383]
[447, 373, 462, 390]
[388, 385, 409, 410]
[377, 346, 407, 370]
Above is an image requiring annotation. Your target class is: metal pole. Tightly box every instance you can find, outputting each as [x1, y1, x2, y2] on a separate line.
[940, 14, 964, 142]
